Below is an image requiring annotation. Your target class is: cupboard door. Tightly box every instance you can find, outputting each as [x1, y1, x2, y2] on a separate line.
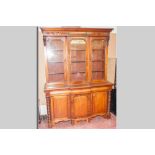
[72, 94, 89, 118]
[51, 95, 70, 119]
[90, 38, 107, 82]
[69, 38, 88, 84]
[92, 91, 108, 114]
[46, 37, 66, 83]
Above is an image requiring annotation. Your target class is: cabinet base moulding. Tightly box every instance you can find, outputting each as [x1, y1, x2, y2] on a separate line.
[48, 113, 111, 128]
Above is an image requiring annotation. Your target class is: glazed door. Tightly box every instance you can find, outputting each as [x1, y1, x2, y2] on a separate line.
[68, 38, 88, 84]
[45, 37, 67, 84]
[92, 91, 108, 115]
[90, 37, 107, 83]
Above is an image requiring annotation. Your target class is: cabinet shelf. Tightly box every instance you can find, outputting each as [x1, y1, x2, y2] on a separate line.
[92, 60, 104, 62]
[71, 50, 86, 51]
[92, 49, 104, 51]
[92, 70, 104, 72]
[50, 49, 63, 51]
[48, 61, 64, 63]
[71, 71, 85, 74]
[71, 61, 85, 63]
[48, 73, 64, 75]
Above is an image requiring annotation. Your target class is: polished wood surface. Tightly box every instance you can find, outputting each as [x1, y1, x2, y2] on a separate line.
[73, 95, 88, 117]
[42, 27, 113, 127]
[92, 91, 108, 114]
[52, 95, 68, 119]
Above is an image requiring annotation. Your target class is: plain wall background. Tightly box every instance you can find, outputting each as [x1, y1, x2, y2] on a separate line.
[38, 28, 46, 108]
[0, 27, 37, 128]
[117, 26, 155, 128]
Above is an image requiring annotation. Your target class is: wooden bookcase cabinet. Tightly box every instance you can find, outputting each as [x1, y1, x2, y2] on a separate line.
[42, 27, 113, 127]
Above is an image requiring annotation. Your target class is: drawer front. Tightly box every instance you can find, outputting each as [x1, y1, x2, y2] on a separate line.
[51, 95, 70, 119]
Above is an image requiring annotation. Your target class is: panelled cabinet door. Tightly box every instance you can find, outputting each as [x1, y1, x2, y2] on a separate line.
[90, 37, 107, 83]
[71, 94, 89, 118]
[68, 37, 88, 84]
[45, 37, 66, 84]
[50, 95, 70, 120]
[92, 91, 108, 114]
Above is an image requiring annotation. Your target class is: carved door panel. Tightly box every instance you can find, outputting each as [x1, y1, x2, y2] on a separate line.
[71, 94, 90, 118]
[51, 95, 70, 119]
[92, 91, 108, 114]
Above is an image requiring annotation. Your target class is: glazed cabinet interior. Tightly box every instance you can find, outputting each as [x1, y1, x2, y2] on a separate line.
[42, 27, 113, 127]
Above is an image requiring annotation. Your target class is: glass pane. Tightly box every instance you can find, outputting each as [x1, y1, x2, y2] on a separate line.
[48, 62, 64, 74]
[47, 50, 63, 62]
[71, 50, 85, 62]
[46, 38, 65, 82]
[70, 40, 86, 50]
[92, 61, 104, 71]
[92, 39, 106, 49]
[92, 39, 105, 80]
[47, 39, 64, 50]
[71, 62, 86, 73]
[92, 72, 104, 80]
[48, 74, 64, 82]
[71, 72, 86, 81]
[47, 39, 64, 62]
[92, 49, 105, 61]
[70, 39, 86, 81]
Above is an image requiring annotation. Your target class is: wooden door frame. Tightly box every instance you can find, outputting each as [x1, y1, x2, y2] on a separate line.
[44, 36, 67, 86]
[89, 37, 109, 83]
[67, 37, 89, 85]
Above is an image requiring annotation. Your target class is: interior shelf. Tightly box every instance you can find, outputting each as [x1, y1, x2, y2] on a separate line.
[92, 49, 104, 50]
[92, 60, 104, 62]
[71, 61, 85, 63]
[92, 70, 104, 72]
[50, 49, 64, 51]
[48, 73, 64, 75]
[71, 71, 85, 74]
[71, 50, 86, 51]
[48, 61, 64, 63]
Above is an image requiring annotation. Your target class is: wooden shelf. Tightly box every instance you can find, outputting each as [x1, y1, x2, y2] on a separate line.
[48, 73, 64, 75]
[92, 70, 104, 72]
[71, 50, 86, 51]
[71, 61, 85, 63]
[92, 49, 104, 51]
[92, 60, 104, 62]
[50, 49, 63, 51]
[48, 61, 64, 63]
[71, 71, 85, 74]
